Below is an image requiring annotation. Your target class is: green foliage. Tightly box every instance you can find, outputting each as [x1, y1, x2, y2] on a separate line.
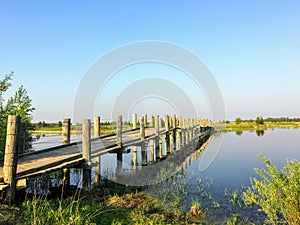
[0, 73, 35, 157]
[243, 154, 300, 225]
[255, 116, 264, 125]
[5, 85, 35, 125]
[235, 118, 242, 124]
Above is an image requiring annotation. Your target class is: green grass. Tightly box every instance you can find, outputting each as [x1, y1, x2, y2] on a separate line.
[220, 121, 300, 132]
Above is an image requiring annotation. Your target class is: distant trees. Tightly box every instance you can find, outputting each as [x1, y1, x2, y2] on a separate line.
[256, 116, 264, 125]
[235, 118, 242, 124]
[0, 72, 35, 158]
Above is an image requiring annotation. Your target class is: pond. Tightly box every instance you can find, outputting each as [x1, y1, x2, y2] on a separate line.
[171, 128, 300, 223]
[30, 128, 300, 223]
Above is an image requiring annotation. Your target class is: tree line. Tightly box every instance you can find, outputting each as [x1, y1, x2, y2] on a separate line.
[232, 116, 300, 124]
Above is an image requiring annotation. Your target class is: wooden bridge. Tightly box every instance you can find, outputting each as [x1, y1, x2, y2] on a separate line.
[0, 114, 213, 204]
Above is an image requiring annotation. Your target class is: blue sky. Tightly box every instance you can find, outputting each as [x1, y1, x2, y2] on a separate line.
[0, 1, 299, 122]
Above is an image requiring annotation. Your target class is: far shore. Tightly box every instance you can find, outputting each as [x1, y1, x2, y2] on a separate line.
[217, 121, 300, 132]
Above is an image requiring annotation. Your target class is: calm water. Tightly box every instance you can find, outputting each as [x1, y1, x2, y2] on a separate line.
[31, 129, 300, 222]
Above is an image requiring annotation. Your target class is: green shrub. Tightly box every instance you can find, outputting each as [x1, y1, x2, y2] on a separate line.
[243, 154, 300, 225]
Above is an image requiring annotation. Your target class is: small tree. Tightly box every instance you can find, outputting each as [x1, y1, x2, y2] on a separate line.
[256, 116, 264, 125]
[235, 118, 242, 124]
[0, 73, 35, 157]
[243, 154, 300, 224]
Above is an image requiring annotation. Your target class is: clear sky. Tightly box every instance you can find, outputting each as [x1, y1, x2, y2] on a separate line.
[0, 1, 299, 122]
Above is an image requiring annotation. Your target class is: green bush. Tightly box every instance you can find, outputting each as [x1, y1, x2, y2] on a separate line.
[243, 154, 300, 225]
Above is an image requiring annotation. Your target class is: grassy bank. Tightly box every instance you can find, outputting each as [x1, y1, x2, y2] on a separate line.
[222, 121, 300, 132]
[1, 154, 299, 224]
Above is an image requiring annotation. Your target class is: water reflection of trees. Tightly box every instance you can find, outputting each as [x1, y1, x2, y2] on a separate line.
[235, 130, 243, 136]
[256, 130, 265, 137]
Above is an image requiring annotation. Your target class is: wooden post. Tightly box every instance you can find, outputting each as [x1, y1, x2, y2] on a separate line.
[94, 116, 100, 137]
[18, 122, 26, 154]
[150, 115, 154, 128]
[143, 114, 147, 128]
[82, 166, 91, 191]
[150, 139, 155, 163]
[155, 115, 159, 135]
[117, 152, 123, 175]
[164, 115, 170, 154]
[140, 116, 145, 141]
[94, 156, 101, 184]
[82, 119, 91, 162]
[132, 113, 137, 129]
[62, 118, 71, 144]
[141, 143, 147, 166]
[172, 114, 176, 128]
[3, 115, 20, 205]
[133, 146, 137, 169]
[140, 116, 147, 165]
[159, 139, 163, 158]
[116, 115, 122, 147]
[155, 115, 160, 159]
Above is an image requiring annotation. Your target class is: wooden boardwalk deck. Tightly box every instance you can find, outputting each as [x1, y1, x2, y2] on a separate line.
[0, 127, 170, 181]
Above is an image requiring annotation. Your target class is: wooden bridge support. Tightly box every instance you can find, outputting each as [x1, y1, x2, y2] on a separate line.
[133, 146, 137, 168]
[94, 156, 101, 184]
[150, 139, 155, 163]
[155, 115, 160, 159]
[82, 166, 91, 191]
[62, 118, 71, 144]
[94, 116, 101, 137]
[140, 116, 147, 166]
[117, 152, 123, 175]
[3, 115, 20, 206]
[164, 115, 170, 154]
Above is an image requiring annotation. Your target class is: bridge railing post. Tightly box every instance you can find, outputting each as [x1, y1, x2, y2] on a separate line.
[132, 113, 137, 129]
[116, 115, 122, 147]
[3, 115, 20, 206]
[164, 115, 170, 154]
[143, 114, 147, 128]
[150, 115, 154, 128]
[62, 118, 71, 144]
[94, 116, 100, 137]
[82, 119, 91, 191]
[82, 119, 91, 162]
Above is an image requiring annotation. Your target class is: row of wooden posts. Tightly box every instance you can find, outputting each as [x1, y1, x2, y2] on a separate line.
[2, 114, 212, 205]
